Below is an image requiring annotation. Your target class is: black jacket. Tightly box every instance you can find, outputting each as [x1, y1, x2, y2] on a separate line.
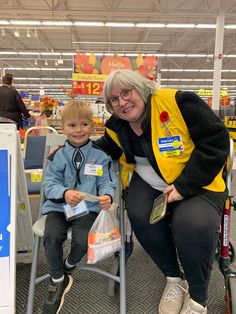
[0, 85, 30, 127]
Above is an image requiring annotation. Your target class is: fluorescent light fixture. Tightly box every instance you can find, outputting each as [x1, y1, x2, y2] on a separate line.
[166, 23, 195, 28]
[105, 22, 135, 27]
[0, 51, 17, 54]
[166, 54, 187, 57]
[57, 68, 73, 71]
[24, 68, 40, 70]
[19, 52, 39, 55]
[187, 54, 208, 57]
[0, 21, 9, 25]
[42, 21, 73, 26]
[14, 29, 19, 37]
[26, 29, 31, 38]
[199, 69, 213, 72]
[40, 68, 56, 71]
[1, 28, 6, 36]
[125, 53, 139, 56]
[40, 52, 60, 56]
[225, 25, 236, 29]
[61, 52, 75, 56]
[136, 23, 165, 28]
[74, 22, 104, 26]
[168, 69, 184, 71]
[196, 24, 216, 28]
[10, 20, 41, 25]
[184, 69, 199, 72]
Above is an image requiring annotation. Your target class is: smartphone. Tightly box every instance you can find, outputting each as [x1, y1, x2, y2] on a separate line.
[149, 192, 168, 224]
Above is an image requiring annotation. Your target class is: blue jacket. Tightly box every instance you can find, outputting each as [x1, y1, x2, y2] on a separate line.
[41, 139, 117, 214]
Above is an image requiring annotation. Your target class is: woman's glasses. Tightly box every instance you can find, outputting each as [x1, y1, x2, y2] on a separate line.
[108, 88, 133, 107]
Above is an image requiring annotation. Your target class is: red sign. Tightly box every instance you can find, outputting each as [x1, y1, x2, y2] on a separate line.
[72, 81, 104, 95]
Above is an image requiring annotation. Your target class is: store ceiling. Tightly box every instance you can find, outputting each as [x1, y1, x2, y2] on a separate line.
[0, 0, 236, 99]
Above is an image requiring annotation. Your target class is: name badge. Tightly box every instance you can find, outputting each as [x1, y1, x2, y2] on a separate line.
[158, 135, 183, 157]
[84, 163, 103, 176]
[63, 200, 89, 221]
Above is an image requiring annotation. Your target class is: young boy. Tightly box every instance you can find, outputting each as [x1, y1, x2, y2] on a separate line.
[41, 100, 117, 314]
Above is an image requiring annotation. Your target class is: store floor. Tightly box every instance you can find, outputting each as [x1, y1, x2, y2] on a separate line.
[16, 173, 236, 314]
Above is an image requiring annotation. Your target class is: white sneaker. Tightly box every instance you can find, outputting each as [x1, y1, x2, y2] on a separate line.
[180, 296, 207, 314]
[159, 277, 189, 314]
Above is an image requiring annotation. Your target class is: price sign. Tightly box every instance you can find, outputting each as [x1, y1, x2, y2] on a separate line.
[72, 81, 104, 95]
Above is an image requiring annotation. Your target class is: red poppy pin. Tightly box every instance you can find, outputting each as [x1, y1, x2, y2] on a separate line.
[160, 111, 169, 123]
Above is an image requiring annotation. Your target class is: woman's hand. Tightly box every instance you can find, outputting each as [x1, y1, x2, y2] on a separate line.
[164, 184, 183, 203]
[65, 190, 84, 207]
[98, 195, 112, 210]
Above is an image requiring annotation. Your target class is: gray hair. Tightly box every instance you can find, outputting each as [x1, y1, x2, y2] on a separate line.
[103, 69, 158, 114]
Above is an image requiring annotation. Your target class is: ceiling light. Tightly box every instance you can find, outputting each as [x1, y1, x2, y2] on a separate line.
[55, 60, 58, 66]
[34, 59, 38, 65]
[10, 20, 41, 25]
[1, 28, 6, 37]
[42, 21, 73, 26]
[0, 21, 9, 25]
[105, 22, 135, 27]
[196, 24, 216, 28]
[57, 57, 64, 64]
[33, 29, 38, 37]
[74, 22, 104, 26]
[136, 23, 165, 28]
[26, 29, 31, 38]
[225, 25, 236, 29]
[166, 23, 195, 28]
[45, 59, 48, 66]
[14, 29, 19, 37]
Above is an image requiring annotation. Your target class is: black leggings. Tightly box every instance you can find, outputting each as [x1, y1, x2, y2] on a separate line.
[127, 172, 223, 305]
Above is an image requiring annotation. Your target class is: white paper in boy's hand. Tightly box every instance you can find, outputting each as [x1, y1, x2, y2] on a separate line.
[80, 192, 99, 203]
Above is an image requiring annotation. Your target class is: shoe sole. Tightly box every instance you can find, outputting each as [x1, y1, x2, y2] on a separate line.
[56, 275, 73, 314]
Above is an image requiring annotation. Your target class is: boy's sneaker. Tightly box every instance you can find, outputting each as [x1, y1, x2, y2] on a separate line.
[180, 296, 207, 314]
[63, 255, 77, 275]
[159, 277, 189, 314]
[43, 273, 73, 314]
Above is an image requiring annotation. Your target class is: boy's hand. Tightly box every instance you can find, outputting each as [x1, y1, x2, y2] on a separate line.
[65, 190, 84, 207]
[98, 195, 111, 210]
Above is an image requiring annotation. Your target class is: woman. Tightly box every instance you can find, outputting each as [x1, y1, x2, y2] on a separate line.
[96, 69, 229, 314]
[0, 73, 31, 129]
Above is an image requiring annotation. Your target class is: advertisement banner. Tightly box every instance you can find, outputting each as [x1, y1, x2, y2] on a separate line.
[72, 52, 158, 95]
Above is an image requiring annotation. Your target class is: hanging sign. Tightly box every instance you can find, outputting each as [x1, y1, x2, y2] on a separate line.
[72, 52, 158, 95]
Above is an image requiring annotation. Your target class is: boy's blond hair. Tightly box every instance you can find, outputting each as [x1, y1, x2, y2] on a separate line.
[61, 100, 93, 125]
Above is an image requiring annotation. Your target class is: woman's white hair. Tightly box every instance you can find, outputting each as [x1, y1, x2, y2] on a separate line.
[103, 69, 158, 114]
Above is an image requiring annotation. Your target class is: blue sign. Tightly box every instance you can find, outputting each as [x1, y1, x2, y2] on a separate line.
[31, 94, 40, 101]
[0, 150, 10, 258]
[20, 91, 29, 99]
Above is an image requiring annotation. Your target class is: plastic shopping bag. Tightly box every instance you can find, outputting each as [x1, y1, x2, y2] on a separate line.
[87, 204, 121, 264]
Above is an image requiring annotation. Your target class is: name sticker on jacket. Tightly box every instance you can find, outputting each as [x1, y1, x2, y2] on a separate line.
[84, 163, 103, 176]
[158, 135, 183, 157]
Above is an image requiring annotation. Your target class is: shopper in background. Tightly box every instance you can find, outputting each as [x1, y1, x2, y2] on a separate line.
[95, 69, 230, 314]
[42, 100, 116, 314]
[0, 73, 33, 129]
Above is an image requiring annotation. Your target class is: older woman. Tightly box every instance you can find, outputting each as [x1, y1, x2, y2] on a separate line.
[96, 69, 229, 314]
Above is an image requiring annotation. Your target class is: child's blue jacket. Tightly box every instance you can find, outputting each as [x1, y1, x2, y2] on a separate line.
[41, 139, 117, 214]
